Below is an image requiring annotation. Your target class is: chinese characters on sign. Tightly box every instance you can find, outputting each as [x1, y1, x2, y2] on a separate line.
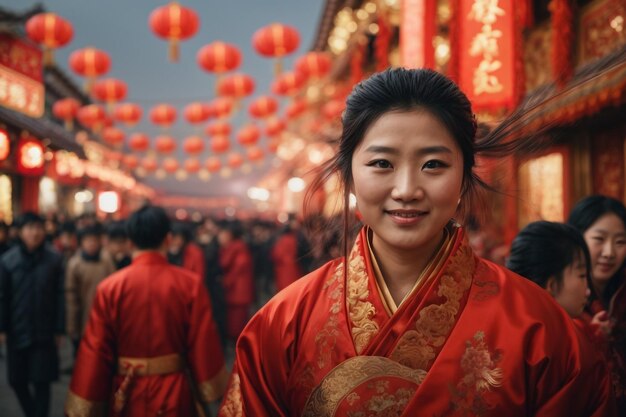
[0, 34, 44, 118]
[459, 0, 515, 112]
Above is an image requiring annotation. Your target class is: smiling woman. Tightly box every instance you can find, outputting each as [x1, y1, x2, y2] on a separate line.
[217, 68, 616, 417]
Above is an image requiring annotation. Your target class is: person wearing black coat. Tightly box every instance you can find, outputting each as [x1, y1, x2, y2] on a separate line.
[0, 212, 64, 417]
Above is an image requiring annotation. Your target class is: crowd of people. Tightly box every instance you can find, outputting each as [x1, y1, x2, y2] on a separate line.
[0, 68, 624, 416]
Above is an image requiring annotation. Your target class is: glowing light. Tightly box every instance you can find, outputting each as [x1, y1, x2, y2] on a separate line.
[287, 177, 305, 193]
[349, 193, 357, 208]
[247, 187, 270, 201]
[74, 190, 94, 203]
[277, 212, 289, 223]
[98, 191, 119, 214]
[175, 209, 188, 220]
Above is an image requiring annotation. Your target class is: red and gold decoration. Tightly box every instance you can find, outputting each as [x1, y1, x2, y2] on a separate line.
[400, 0, 436, 69]
[150, 103, 177, 128]
[247, 147, 264, 163]
[197, 41, 242, 74]
[271, 71, 305, 96]
[217, 73, 255, 99]
[295, 52, 332, 80]
[252, 23, 300, 74]
[248, 96, 278, 119]
[210, 136, 230, 153]
[285, 98, 308, 120]
[268, 138, 280, 154]
[0, 34, 45, 117]
[209, 97, 235, 119]
[149, 2, 200, 62]
[142, 157, 158, 173]
[550, 0, 574, 87]
[128, 133, 150, 152]
[183, 102, 212, 124]
[16, 136, 45, 176]
[93, 78, 128, 111]
[69, 47, 111, 92]
[102, 127, 125, 148]
[184, 158, 201, 174]
[155, 135, 176, 154]
[77, 104, 106, 131]
[114, 103, 143, 126]
[25, 12, 73, 65]
[227, 152, 244, 168]
[183, 135, 205, 154]
[162, 157, 179, 174]
[0, 128, 9, 161]
[53, 98, 80, 130]
[236, 123, 261, 147]
[322, 99, 345, 121]
[123, 154, 139, 170]
[265, 118, 286, 137]
[205, 121, 231, 137]
[205, 156, 221, 173]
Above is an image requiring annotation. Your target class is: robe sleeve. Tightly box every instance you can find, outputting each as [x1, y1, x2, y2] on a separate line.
[219, 306, 291, 417]
[65, 284, 114, 417]
[187, 274, 229, 404]
[65, 258, 80, 340]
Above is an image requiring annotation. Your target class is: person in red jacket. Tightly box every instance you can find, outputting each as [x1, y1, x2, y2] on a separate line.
[168, 222, 206, 280]
[271, 216, 306, 292]
[218, 220, 254, 343]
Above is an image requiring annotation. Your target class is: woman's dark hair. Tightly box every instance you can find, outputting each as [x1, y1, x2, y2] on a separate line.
[126, 205, 171, 250]
[507, 221, 592, 292]
[567, 195, 626, 305]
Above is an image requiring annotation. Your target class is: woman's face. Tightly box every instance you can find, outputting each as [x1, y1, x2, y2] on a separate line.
[351, 110, 464, 254]
[583, 213, 626, 284]
[551, 255, 590, 318]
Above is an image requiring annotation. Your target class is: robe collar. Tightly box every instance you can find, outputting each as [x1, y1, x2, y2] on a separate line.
[132, 251, 168, 266]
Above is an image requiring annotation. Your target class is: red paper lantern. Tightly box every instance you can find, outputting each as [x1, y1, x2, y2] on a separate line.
[128, 133, 150, 152]
[205, 121, 231, 137]
[114, 103, 143, 126]
[209, 97, 235, 119]
[93, 78, 128, 109]
[252, 23, 300, 58]
[248, 96, 278, 119]
[142, 158, 158, 172]
[265, 118, 286, 137]
[69, 47, 111, 92]
[295, 52, 332, 80]
[285, 99, 307, 119]
[52, 98, 80, 129]
[210, 136, 230, 153]
[183, 135, 205, 154]
[102, 127, 125, 147]
[322, 99, 345, 121]
[183, 102, 212, 124]
[205, 156, 221, 173]
[228, 152, 244, 168]
[0, 129, 9, 161]
[184, 158, 201, 174]
[155, 135, 176, 154]
[197, 41, 242, 73]
[271, 71, 306, 96]
[77, 104, 106, 130]
[162, 157, 179, 174]
[217, 73, 255, 98]
[247, 147, 264, 162]
[268, 138, 280, 153]
[17, 137, 45, 176]
[150, 104, 177, 127]
[236, 124, 261, 147]
[25, 13, 73, 65]
[123, 155, 139, 169]
[149, 2, 200, 62]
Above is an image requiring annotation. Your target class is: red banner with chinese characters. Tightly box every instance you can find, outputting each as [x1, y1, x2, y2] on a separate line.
[0, 34, 44, 117]
[458, 0, 516, 113]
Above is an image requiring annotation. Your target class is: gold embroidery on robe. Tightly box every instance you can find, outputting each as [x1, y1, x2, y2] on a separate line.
[219, 372, 242, 417]
[199, 365, 230, 402]
[64, 390, 107, 417]
[346, 247, 379, 354]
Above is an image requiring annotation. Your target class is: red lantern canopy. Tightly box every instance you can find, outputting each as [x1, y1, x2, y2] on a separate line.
[129, 133, 150, 152]
[123, 155, 139, 170]
[247, 147, 264, 162]
[236, 124, 261, 147]
[209, 97, 235, 120]
[150, 104, 177, 127]
[184, 158, 201, 174]
[210, 136, 230, 154]
[271, 71, 306, 96]
[77, 104, 106, 130]
[248, 96, 278, 119]
[217, 73, 255, 98]
[0, 129, 9, 161]
[25, 13, 73, 65]
[205, 157, 221, 173]
[69, 47, 111, 92]
[252, 23, 300, 74]
[142, 158, 158, 173]
[183, 135, 205, 154]
[149, 2, 200, 62]
[205, 121, 231, 137]
[285, 98, 308, 120]
[17, 137, 45, 176]
[102, 127, 125, 147]
[295, 52, 332, 80]
[228, 152, 244, 168]
[197, 41, 242, 74]
[265, 118, 286, 137]
[322, 99, 345, 121]
[93, 78, 128, 110]
[155, 135, 177, 154]
[183, 102, 212, 124]
[52, 98, 80, 129]
[162, 157, 179, 174]
[268, 138, 280, 154]
[114, 103, 143, 126]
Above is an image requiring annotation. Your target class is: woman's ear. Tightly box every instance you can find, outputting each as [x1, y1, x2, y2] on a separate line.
[545, 276, 560, 297]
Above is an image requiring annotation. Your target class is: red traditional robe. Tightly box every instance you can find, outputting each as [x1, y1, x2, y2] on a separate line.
[65, 252, 228, 417]
[218, 225, 615, 417]
[220, 239, 254, 340]
[183, 242, 206, 280]
[271, 232, 303, 292]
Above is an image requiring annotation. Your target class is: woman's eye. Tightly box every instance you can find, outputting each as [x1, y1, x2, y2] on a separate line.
[422, 160, 447, 170]
[367, 160, 392, 169]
